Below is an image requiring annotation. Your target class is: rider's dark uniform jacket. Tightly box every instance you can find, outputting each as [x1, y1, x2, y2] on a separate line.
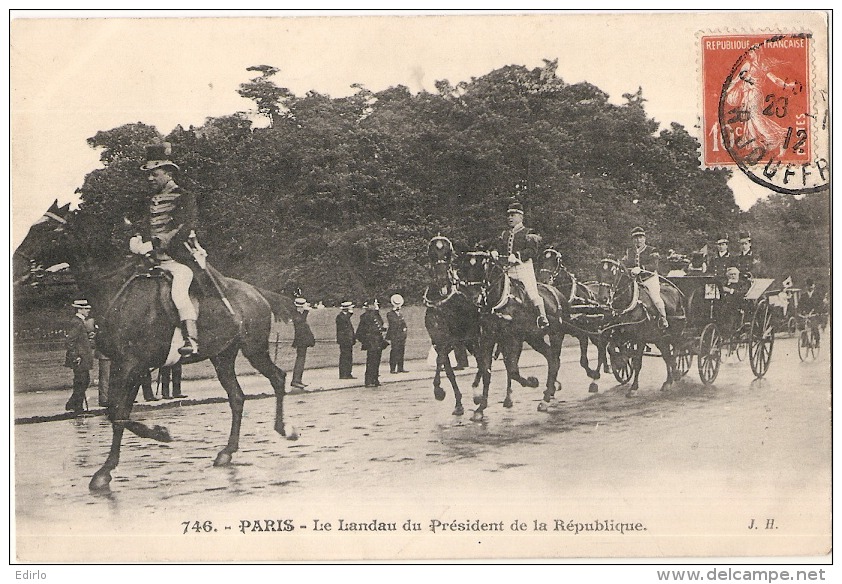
[485, 226, 541, 262]
[621, 245, 660, 274]
[732, 251, 756, 277]
[706, 252, 731, 283]
[147, 182, 198, 263]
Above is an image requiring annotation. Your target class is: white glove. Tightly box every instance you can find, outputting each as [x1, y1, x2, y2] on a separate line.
[129, 235, 153, 255]
[630, 266, 642, 276]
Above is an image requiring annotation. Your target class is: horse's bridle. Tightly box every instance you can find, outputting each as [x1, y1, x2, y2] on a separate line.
[597, 258, 640, 315]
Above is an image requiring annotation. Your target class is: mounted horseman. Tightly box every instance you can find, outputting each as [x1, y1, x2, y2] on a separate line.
[130, 143, 201, 356]
[482, 201, 550, 330]
[621, 226, 669, 328]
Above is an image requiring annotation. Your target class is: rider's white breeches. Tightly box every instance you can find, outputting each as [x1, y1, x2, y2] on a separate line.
[642, 274, 667, 318]
[159, 259, 197, 321]
[508, 260, 547, 317]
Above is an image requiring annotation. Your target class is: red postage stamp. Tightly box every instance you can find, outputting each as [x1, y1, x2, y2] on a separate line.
[701, 33, 827, 194]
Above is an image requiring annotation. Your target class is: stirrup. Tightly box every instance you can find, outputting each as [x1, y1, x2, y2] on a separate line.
[179, 338, 198, 356]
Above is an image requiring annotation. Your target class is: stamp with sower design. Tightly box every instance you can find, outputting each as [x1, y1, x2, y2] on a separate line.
[701, 33, 828, 194]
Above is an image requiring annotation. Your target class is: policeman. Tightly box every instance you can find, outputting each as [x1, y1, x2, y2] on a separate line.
[386, 294, 409, 373]
[64, 299, 95, 413]
[358, 299, 387, 387]
[336, 301, 356, 379]
[706, 235, 731, 284]
[621, 227, 669, 328]
[130, 143, 200, 356]
[486, 201, 549, 329]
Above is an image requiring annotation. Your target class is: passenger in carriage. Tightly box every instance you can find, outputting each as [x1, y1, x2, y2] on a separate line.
[129, 143, 200, 357]
[482, 201, 549, 330]
[621, 226, 669, 328]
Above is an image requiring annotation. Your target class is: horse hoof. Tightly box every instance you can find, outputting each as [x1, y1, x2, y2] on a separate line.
[588, 382, 599, 393]
[150, 425, 172, 443]
[526, 376, 540, 388]
[503, 398, 513, 408]
[537, 401, 550, 413]
[214, 452, 232, 467]
[470, 411, 484, 422]
[434, 387, 446, 401]
[452, 406, 464, 416]
[89, 471, 112, 491]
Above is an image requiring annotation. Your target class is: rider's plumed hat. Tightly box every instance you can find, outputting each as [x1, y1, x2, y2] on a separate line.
[140, 142, 180, 172]
[507, 201, 524, 215]
[630, 226, 646, 237]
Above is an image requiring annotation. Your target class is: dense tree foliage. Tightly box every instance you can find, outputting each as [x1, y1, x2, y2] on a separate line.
[65, 61, 822, 305]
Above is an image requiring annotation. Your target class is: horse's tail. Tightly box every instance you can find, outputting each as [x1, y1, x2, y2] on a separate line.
[255, 287, 296, 323]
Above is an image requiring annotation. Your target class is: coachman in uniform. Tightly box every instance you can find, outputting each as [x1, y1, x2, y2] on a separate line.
[336, 301, 356, 379]
[386, 294, 408, 373]
[64, 299, 96, 413]
[706, 234, 732, 284]
[129, 143, 200, 356]
[621, 226, 669, 328]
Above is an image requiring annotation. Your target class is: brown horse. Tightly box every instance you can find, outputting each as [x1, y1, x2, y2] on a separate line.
[13, 202, 298, 491]
[458, 251, 564, 418]
[595, 258, 686, 396]
[536, 248, 611, 388]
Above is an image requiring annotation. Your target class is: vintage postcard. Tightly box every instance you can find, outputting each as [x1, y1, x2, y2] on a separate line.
[10, 11, 831, 566]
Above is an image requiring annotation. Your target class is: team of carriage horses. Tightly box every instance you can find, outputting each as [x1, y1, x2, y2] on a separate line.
[421, 233, 797, 420]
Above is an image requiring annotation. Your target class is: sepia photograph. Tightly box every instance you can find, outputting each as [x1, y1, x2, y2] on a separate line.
[9, 10, 832, 567]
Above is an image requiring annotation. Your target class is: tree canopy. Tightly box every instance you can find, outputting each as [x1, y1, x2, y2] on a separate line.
[67, 61, 822, 305]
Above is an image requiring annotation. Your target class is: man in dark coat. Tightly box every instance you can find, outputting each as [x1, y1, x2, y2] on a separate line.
[706, 235, 732, 284]
[335, 301, 356, 379]
[64, 299, 95, 413]
[130, 143, 200, 356]
[732, 232, 758, 277]
[291, 297, 316, 390]
[357, 299, 387, 387]
[386, 294, 409, 373]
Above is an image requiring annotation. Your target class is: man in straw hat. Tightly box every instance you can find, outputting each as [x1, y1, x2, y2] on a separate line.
[335, 301, 357, 379]
[130, 142, 200, 356]
[485, 201, 550, 329]
[64, 299, 95, 413]
[386, 294, 409, 373]
[291, 297, 316, 390]
[621, 226, 669, 328]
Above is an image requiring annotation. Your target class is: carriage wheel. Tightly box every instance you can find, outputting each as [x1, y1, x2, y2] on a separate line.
[749, 299, 775, 378]
[734, 338, 746, 361]
[697, 323, 722, 385]
[610, 340, 636, 385]
[798, 329, 819, 362]
[787, 316, 798, 337]
[672, 344, 692, 378]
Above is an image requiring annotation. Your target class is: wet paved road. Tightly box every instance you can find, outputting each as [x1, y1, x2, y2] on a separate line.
[15, 335, 831, 561]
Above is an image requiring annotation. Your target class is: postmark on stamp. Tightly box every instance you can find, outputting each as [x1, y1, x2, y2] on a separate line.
[701, 33, 828, 194]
